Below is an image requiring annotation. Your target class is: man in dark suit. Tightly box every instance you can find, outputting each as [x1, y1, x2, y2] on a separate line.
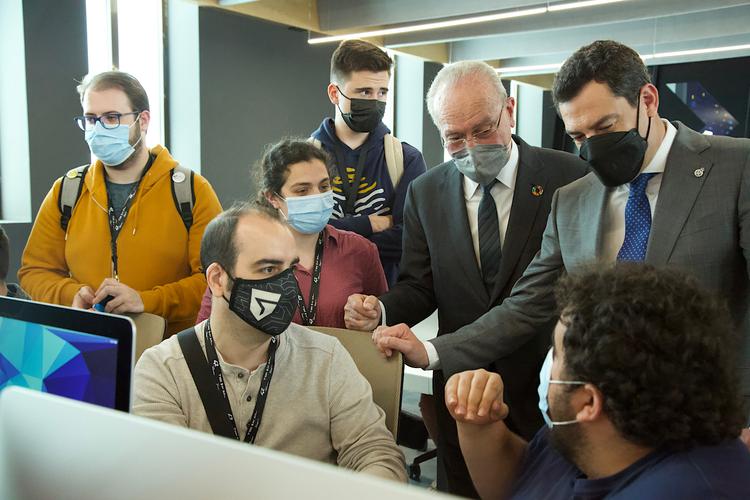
[344, 60, 588, 497]
[368, 40, 750, 456]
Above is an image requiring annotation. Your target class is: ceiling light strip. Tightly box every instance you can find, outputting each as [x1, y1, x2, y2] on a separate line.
[497, 44, 750, 75]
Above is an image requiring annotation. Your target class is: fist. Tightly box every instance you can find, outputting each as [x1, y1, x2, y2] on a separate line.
[445, 369, 509, 426]
[344, 294, 381, 331]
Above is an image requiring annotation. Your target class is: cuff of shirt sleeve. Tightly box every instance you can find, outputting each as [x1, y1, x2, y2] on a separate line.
[424, 341, 440, 370]
[379, 300, 387, 326]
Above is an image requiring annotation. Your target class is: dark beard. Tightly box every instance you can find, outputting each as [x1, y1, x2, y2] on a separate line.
[547, 389, 587, 468]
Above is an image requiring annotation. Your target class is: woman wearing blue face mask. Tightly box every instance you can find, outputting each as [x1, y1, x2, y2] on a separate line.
[197, 139, 388, 328]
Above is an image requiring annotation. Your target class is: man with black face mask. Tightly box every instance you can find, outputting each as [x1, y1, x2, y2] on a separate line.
[132, 203, 406, 481]
[310, 39, 427, 286]
[369, 41, 750, 429]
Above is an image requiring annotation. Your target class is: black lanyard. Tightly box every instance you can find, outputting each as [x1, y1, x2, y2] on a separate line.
[105, 154, 153, 279]
[203, 319, 278, 444]
[333, 144, 371, 215]
[296, 232, 325, 325]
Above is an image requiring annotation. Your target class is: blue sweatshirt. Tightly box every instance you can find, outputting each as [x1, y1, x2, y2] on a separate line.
[311, 118, 427, 285]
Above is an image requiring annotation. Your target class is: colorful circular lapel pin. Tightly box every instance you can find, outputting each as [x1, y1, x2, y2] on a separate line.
[531, 185, 544, 197]
[693, 167, 705, 178]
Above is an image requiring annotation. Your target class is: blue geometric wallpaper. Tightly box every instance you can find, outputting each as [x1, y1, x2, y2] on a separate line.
[0, 317, 119, 408]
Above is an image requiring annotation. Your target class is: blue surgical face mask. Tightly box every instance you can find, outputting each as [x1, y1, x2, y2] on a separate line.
[85, 119, 142, 167]
[281, 191, 335, 234]
[538, 348, 586, 428]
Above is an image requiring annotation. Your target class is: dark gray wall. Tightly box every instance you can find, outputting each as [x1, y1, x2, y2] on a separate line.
[199, 8, 336, 207]
[421, 61, 443, 168]
[6, 0, 89, 284]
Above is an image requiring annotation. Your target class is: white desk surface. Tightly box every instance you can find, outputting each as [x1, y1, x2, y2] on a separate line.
[402, 311, 437, 396]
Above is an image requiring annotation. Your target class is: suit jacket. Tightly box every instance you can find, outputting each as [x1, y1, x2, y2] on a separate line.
[433, 122, 750, 397]
[380, 135, 588, 437]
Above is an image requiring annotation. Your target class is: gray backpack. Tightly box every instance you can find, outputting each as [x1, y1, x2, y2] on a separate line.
[57, 164, 195, 231]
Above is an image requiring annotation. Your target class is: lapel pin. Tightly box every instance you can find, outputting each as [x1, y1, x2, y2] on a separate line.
[694, 167, 705, 178]
[531, 185, 544, 197]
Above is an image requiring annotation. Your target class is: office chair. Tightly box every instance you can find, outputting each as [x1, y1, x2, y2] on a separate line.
[310, 326, 403, 439]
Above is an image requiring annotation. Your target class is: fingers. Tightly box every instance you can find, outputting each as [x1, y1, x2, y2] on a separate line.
[445, 370, 506, 425]
[72, 286, 96, 309]
[93, 284, 118, 305]
[373, 324, 428, 368]
[95, 278, 119, 296]
[344, 294, 380, 331]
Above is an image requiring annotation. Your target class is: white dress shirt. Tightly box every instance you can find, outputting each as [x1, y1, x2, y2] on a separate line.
[600, 120, 677, 262]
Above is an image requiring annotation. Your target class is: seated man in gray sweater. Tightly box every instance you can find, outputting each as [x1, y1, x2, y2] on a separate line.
[133, 203, 406, 482]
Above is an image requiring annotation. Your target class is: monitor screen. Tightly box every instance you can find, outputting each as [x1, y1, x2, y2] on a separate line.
[0, 297, 134, 411]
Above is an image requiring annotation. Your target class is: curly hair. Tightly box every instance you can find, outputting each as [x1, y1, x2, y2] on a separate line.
[254, 138, 333, 208]
[552, 40, 650, 107]
[554, 263, 745, 451]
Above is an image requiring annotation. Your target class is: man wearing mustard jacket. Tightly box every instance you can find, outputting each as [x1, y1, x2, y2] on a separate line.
[19, 71, 222, 336]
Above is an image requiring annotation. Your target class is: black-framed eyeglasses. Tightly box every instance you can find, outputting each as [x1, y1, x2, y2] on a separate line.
[73, 111, 140, 131]
[442, 111, 504, 157]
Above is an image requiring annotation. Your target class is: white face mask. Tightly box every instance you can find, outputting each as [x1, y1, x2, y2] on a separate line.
[453, 143, 510, 186]
[537, 348, 586, 428]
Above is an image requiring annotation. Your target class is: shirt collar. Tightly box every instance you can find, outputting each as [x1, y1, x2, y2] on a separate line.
[462, 139, 520, 200]
[641, 119, 676, 175]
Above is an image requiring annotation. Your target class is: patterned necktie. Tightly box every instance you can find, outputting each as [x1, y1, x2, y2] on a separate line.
[617, 173, 657, 262]
[478, 180, 501, 292]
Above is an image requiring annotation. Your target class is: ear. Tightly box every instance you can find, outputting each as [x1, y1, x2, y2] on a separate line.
[264, 191, 284, 211]
[573, 383, 605, 423]
[327, 83, 339, 106]
[640, 83, 659, 118]
[505, 96, 517, 129]
[138, 109, 151, 136]
[206, 262, 228, 297]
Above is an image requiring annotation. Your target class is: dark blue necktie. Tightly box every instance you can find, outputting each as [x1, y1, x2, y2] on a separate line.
[617, 173, 656, 262]
[478, 180, 501, 292]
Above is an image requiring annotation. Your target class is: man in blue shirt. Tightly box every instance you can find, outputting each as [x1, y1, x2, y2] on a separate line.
[311, 40, 427, 285]
[446, 263, 750, 499]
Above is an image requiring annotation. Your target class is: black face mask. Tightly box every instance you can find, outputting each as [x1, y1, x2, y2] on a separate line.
[336, 86, 386, 133]
[223, 267, 299, 336]
[578, 95, 652, 187]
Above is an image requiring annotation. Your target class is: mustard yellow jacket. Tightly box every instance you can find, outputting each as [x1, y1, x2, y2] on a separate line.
[19, 145, 223, 336]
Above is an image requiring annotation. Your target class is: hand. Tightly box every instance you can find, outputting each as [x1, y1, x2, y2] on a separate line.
[93, 278, 144, 314]
[344, 294, 381, 331]
[445, 369, 509, 426]
[369, 215, 393, 233]
[72, 286, 96, 310]
[741, 428, 750, 451]
[372, 323, 429, 368]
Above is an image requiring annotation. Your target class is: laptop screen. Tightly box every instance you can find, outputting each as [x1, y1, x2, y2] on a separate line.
[0, 297, 134, 411]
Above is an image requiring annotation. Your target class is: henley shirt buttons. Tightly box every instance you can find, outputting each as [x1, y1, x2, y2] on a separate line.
[246, 394, 252, 402]
[238, 373, 244, 379]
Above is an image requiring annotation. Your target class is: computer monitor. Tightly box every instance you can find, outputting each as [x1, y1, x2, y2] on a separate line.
[0, 296, 134, 411]
[0, 388, 449, 500]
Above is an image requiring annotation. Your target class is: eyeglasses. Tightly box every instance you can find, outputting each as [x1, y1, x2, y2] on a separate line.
[74, 111, 140, 131]
[442, 112, 504, 157]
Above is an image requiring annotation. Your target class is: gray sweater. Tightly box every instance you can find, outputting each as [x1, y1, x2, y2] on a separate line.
[132, 321, 406, 482]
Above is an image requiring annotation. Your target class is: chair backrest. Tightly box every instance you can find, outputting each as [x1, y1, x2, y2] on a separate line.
[310, 326, 403, 439]
[129, 312, 167, 361]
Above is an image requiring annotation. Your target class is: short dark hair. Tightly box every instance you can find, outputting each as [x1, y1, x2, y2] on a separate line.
[200, 202, 282, 273]
[552, 40, 650, 107]
[0, 226, 8, 282]
[76, 70, 150, 111]
[255, 139, 332, 208]
[555, 263, 745, 451]
[330, 39, 393, 84]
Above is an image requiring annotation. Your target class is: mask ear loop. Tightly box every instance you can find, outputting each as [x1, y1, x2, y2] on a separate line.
[272, 192, 289, 221]
[635, 90, 652, 141]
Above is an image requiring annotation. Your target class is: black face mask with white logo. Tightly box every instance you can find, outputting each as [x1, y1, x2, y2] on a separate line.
[336, 86, 386, 133]
[578, 95, 652, 187]
[223, 267, 299, 336]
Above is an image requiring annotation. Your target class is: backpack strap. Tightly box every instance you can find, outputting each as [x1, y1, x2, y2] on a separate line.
[58, 164, 90, 232]
[308, 137, 323, 149]
[170, 164, 195, 231]
[383, 134, 404, 189]
[177, 328, 237, 439]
